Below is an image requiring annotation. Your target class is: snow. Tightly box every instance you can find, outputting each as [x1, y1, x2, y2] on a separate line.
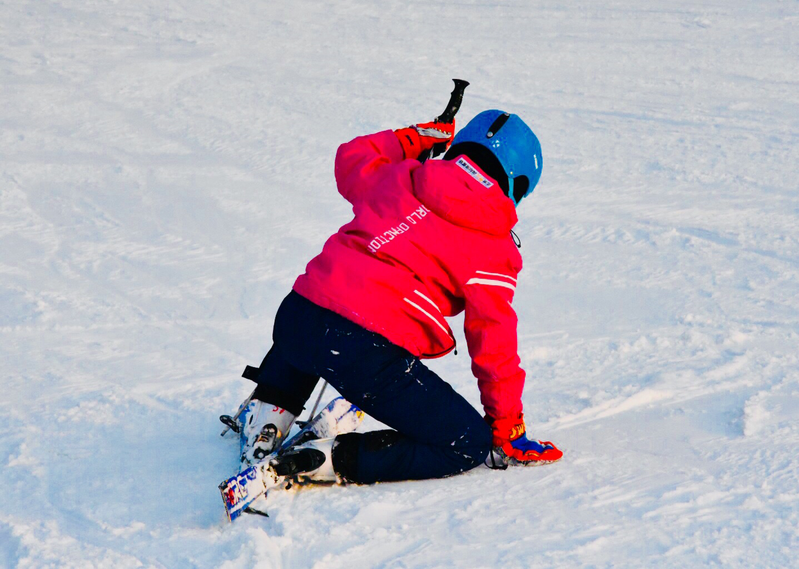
[1, 0, 797, 567]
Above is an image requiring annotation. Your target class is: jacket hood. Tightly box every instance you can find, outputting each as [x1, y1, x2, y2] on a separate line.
[411, 155, 518, 236]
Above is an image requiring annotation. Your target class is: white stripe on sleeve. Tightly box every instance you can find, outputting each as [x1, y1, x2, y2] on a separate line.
[465, 278, 516, 291]
[475, 270, 517, 283]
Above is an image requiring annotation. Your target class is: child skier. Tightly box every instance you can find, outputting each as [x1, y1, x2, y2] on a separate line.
[237, 109, 562, 484]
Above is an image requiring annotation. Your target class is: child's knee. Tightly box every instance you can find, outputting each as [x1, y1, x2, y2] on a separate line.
[447, 421, 492, 472]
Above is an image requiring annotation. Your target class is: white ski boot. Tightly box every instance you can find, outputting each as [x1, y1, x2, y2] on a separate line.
[239, 400, 296, 467]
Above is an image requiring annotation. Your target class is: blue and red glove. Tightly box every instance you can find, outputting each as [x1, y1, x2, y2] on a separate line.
[395, 120, 455, 160]
[486, 414, 563, 468]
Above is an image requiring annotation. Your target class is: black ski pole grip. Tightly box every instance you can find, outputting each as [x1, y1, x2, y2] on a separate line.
[419, 78, 470, 163]
[436, 78, 470, 124]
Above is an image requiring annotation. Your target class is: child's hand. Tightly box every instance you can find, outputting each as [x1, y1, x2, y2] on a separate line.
[487, 413, 563, 467]
[395, 120, 455, 160]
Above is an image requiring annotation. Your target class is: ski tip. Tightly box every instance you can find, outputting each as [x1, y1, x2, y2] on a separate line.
[219, 467, 260, 522]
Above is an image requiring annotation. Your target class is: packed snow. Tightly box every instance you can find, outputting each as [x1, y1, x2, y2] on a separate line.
[1, 0, 797, 567]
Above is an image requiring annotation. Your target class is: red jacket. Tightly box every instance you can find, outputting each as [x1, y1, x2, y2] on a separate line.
[293, 130, 525, 420]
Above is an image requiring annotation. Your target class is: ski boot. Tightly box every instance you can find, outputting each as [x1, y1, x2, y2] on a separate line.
[271, 438, 337, 484]
[239, 400, 296, 467]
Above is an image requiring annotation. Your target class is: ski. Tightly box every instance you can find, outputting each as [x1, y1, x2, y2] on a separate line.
[219, 397, 363, 522]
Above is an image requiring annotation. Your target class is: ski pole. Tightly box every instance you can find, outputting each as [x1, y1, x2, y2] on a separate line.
[307, 381, 328, 421]
[418, 78, 470, 163]
[219, 387, 256, 437]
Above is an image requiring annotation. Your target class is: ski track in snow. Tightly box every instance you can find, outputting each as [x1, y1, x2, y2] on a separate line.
[1, 0, 798, 567]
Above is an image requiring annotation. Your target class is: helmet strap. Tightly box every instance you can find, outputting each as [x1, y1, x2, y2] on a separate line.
[509, 176, 530, 206]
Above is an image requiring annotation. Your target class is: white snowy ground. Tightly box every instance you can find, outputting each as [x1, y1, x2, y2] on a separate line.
[1, 0, 797, 567]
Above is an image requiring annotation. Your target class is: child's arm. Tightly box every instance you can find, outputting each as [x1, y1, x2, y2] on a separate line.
[462, 267, 526, 422]
[463, 260, 564, 466]
[334, 122, 455, 205]
[334, 131, 405, 205]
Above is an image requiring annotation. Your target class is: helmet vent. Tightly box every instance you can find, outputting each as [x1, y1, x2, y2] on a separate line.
[486, 112, 511, 139]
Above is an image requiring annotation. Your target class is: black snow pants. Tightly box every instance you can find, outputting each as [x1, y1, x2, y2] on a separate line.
[249, 291, 492, 484]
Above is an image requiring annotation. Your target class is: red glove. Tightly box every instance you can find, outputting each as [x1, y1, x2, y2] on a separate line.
[486, 413, 563, 468]
[395, 120, 455, 160]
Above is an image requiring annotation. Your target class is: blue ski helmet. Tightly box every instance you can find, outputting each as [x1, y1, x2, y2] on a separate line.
[450, 110, 542, 206]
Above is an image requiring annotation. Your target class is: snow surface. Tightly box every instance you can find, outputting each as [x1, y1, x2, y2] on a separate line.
[1, 0, 798, 567]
